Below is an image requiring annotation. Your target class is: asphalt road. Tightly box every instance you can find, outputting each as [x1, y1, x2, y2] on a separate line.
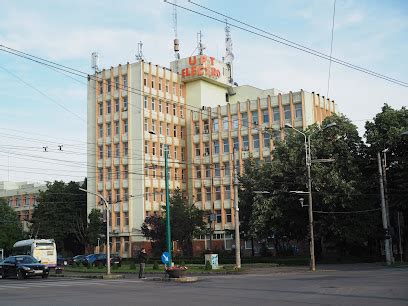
[1, 265, 407, 306]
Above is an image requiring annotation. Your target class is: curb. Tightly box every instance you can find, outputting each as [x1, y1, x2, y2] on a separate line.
[146, 276, 199, 283]
[50, 274, 125, 279]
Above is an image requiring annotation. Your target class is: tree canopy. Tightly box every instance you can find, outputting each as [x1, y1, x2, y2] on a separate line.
[0, 198, 25, 255]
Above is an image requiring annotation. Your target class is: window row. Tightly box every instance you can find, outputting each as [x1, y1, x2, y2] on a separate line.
[194, 103, 302, 134]
[143, 96, 184, 117]
[195, 185, 232, 202]
[8, 196, 38, 208]
[143, 74, 182, 95]
[145, 119, 185, 138]
[98, 74, 128, 95]
[98, 166, 128, 181]
[195, 163, 232, 178]
[98, 120, 128, 137]
[144, 142, 185, 160]
[108, 212, 130, 228]
[102, 188, 129, 204]
[98, 143, 128, 159]
[144, 166, 186, 181]
[98, 97, 128, 116]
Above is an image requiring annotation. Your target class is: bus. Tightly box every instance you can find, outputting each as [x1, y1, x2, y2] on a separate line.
[12, 239, 57, 268]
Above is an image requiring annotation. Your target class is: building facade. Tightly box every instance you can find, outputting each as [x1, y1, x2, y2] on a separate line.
[0, 181, 46, 232]
[87, 53, 337, 257]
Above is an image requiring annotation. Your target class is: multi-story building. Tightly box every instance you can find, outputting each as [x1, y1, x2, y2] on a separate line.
[0, 181, 46, 232]
[87, 52, 337, 257]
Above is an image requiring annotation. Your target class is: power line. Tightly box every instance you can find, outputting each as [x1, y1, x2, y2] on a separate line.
[173, 1, 408, 88]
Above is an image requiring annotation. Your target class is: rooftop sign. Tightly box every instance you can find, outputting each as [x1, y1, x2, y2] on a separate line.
[181, 55, 220, 79]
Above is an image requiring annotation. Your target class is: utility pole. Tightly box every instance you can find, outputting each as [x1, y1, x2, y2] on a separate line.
[233, 149, 241, 269]
[377, 152, 392, 266]
[164, 144, 172, 266]
[381, 149, 394, 263]
[306, 136, 316, 272]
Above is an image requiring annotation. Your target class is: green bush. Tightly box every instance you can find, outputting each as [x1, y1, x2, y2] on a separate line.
[130, 262, 137, 270]
[112, 263, 119, 270]
[205, 260, 212, 271]
[153, 261, 160, 270]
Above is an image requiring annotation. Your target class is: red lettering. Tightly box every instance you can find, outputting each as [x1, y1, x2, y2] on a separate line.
[182, 68, 187, 78]
[198, 66, 204, 76]
[210, 57, 215, 65]
[200, 55, 207, 65]
[191, 65, 197, 76]
[188, 56, 197, 66]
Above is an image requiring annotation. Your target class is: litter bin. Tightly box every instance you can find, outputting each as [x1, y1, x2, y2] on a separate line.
[204, 254, 219, 269]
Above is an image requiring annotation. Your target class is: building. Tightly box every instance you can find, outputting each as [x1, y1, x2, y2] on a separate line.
[87, 51, 337, 257]
[0, 181, 47, 232]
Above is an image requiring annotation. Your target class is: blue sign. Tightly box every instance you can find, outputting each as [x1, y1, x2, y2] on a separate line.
[161, 252, 170, 265]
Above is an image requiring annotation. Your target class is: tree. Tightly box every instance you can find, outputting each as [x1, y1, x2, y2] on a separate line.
[87, 209, 105, 248]
[0, 198, 25, 255]
[141, 188, 207, 256]
[31, 180, 87, 255]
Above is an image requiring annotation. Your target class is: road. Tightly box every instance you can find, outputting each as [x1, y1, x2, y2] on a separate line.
[1, 265, 407, 306]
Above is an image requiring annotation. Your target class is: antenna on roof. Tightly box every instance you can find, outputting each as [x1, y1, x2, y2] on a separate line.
[91, 52, 100, 73]
[173, 0, 180, 60]
[136, 41, 145, 62]
[197, 31, 205, 55]
[225, 20, 234, 84]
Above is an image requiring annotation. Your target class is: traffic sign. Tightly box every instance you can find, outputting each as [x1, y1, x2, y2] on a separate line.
[161, 252, 170, 265]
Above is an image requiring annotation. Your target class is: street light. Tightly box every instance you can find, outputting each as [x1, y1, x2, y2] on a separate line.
[284, 122, 337, 272]
[149, 130, 172, 266]
[79, 188, 111, 275]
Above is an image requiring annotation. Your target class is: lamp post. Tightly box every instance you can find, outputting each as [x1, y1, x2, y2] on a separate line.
[149, 131, 172, 266]
[79, 188, 111, 275]
[284, 122, 337, 272]
[233, 149, 241, 269]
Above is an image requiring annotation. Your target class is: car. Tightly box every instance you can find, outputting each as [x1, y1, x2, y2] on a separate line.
[0, 255, 50, 280]
[57, 255, 68, 266]
[70, 255, 85, 265]
[82, 254, 122, 267]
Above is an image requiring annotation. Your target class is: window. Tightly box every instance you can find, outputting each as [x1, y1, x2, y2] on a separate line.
[106, 145, 111, 158]
[99, 125, 103, 137]
[173, 104, 177, 116]
[152, 143, 156, 155]
[144, 96, 148, 108]
[124, 143, 128, 156]
[205, 166, 211, 178]
[225, 185, 231, 199]
[223, 139, 229, 153]
[152, 120, 156, 133]
[158, 78, 162, 91]
[124, 213, 129, 226]
[124, 120, 128, 133]
[196, 189, 202, 201]
[204, 143, 210, 156]
[165, 80, 169, 92]
[115, 144, 120, 157]
[173, 125, 177, 137]
[145, 188, 149, 201]
[213, 140, 220, 154]
[206, 188, 211, 201]
[99, 81, 103, 94]
[241, 112, 248, 127]
[284, 105, 291, 120]
[172, 82, 176, 94]
[253, 134, 260, 149]
[196, 167, 201, 179]
[225, 209, 232, 223]
[224, 162, 230, 176]
[166, 124, 170, 136]
[107, 167, 112, 180]
[123, 96, 128, 110]
[151, 97, 155, 111]
[151, 78, 155, 89]
[252, 111, 259, 124]
[166, 102, 169, 113]
[106, 101, 111, 114]
[106, 79, 111, 93]
[115, 238, 121, 253]
[273, 107, 280, 122]
[123, 166, 128, 179]
[115, 166, 120, 179]
[213, 118, 219, 132]
[215, 186, 221, 200]
[152, 165, 157, 178]
[181, 149, 185, 161]
[144, 74, 147, 86]
[106, 123, 111, 136]
[232, 115, 238, 129]
[203, 120, 209, 132]
[214, 164, 220, 177]
[215, 210, 222, 223]
[99, 171, 103, 181]
[99, 103, 103, 116]
[273, 130, 281, 142]
[194, 123, 200, 134]
[233, 137, 239, 151]
[242, 135, 249, 150]
[114, 76, 119, 90]
[264, 133, 271, 148]
[195, 146, 200, 157]
[99, 146, 103, 159]
[174, 147, 178, 160]
[115, 99, 120, 112]
[123, 75, 127, 89]
[115, 122, 119, 135]
[115, 190, 120, 203]
[295, 103, 302, 119]
[159, 99, 163, 112]
[145, 141, 148, 154]
[159, 122, 163, 135]
[222, 117, 229, 130]
[263, 109, 269, 124]
[160, 144, 163, 157]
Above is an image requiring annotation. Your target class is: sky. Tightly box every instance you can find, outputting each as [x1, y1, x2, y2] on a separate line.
[0, 0, 407, 183]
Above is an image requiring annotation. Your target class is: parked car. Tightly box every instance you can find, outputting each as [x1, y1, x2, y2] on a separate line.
[82, 254, 122, 267]
[70, 255, 85, 265]
[0, 255, 50, 280]
[57, 255, 68, 266]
